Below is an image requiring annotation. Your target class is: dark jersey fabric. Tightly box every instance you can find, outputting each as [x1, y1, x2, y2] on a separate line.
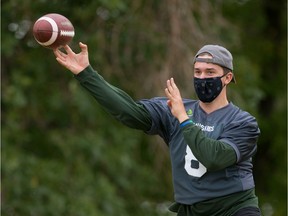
[140, 97, 259, 204]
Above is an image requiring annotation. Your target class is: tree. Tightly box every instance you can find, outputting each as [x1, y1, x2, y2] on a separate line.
[2, 0, 286, 215]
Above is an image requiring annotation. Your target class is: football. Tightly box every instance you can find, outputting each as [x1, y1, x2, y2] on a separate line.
[33, 13, 75, 49]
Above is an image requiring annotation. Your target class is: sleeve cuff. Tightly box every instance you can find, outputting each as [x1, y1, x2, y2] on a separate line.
[180, 119, 194, 128]
[74, 65, 95, 82]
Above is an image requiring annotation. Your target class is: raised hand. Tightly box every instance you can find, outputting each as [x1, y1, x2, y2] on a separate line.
[53, 42, 90, 75]
[165, 78, 189, 123]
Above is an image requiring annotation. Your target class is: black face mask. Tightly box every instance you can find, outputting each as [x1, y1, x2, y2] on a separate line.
[193, 75, 225, 103]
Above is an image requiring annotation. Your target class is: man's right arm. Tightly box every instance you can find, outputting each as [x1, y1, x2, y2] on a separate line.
[74, 65, 152, 131]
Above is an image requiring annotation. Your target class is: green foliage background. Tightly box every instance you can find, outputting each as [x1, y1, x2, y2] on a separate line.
[2, 0, 287, 215]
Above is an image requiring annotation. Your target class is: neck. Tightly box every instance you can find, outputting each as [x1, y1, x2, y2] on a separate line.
[199, 90, 229, 114]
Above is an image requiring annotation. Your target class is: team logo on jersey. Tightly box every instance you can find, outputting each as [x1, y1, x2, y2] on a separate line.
[195, 123, 215, 132]
[186, 109, 193, 117]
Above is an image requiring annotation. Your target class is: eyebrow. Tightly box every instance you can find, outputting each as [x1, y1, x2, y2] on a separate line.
[206, 68, 217, 71]
[194, 67, 217, 71]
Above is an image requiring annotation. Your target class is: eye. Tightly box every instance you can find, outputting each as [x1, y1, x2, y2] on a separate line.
[206, 69, 217, 76]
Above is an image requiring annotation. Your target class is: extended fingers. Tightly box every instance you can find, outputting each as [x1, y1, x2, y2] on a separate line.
[165, 78, 177, 102]
[165, 78, 172, 97]
[53, 49, 67, 61]
[169, 77, 177, 88]
[165, 87, 171, 98]
[166, 78, 179, 94]
[53, 49, 62, 58]
[63, 45, 75, 55]
[79, 42, 88, 53]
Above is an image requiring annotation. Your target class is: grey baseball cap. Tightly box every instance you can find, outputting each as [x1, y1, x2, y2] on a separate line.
[194, 45, 236, 83]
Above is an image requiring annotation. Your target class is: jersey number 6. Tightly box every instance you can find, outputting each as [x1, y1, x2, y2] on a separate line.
[184, 145, 207, 177]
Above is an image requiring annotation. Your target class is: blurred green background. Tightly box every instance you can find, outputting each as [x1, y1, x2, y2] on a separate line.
[1, 0, 287, 215]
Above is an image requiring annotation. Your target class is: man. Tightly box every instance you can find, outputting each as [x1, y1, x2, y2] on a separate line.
[54, 43, 261, 216]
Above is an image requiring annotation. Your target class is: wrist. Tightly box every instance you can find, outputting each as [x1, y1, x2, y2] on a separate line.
[73, 64, 89, 75]
[180, 119, 194, 128]
[178, 114, 189, 123]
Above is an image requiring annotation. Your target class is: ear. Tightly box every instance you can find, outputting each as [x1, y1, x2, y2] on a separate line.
[224, 72, 233, 85]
